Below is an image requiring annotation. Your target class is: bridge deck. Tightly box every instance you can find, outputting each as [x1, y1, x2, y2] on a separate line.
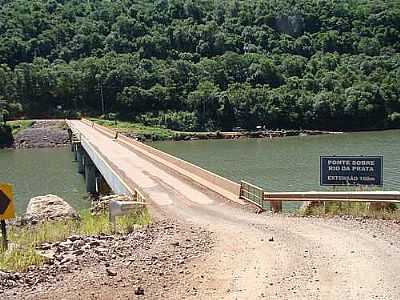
[68, 120, 240, 214]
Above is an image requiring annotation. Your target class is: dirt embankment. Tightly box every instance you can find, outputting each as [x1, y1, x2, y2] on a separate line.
[14, 120, 69, 149]
[1, 220, 213, 299]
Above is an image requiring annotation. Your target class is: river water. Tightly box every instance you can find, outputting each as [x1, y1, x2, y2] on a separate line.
[0, 148, 87, 214]
[153, 130, 400, 208]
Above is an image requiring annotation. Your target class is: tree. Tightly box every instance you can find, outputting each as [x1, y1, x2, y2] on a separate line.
[0, 0, 398, 131]
[188, 81, 220, 130]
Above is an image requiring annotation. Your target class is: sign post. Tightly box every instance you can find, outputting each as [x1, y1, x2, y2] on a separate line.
[320, 156, 383, 186]
[1, 221, 7, 250]
[0, 183, 16, 250]
[108, 199, 146, 232]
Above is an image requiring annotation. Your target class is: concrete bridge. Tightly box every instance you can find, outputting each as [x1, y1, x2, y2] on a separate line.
[67, 119, 245, 214]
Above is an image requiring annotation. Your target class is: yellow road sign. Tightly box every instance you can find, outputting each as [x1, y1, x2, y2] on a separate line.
[0, 183, 15, 220]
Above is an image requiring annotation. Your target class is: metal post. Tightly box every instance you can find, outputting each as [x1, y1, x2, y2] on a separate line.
[1, 220, 8, 250]
[270, 200, 283, 213]
[108, 207, 116, 233]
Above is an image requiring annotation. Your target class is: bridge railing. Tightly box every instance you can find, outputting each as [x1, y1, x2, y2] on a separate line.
[240, 181, 266, 209]
[264, 191, 400, 203]
[134, 189, 146, 203]
[240, 181, 400, 213]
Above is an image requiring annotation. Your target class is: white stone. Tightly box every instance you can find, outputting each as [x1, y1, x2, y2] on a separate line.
[26, 194, 78, 221]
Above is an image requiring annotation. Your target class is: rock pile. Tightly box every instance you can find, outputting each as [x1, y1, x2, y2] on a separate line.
[14, 120, 69, 149]
[1, 220, 213, 299]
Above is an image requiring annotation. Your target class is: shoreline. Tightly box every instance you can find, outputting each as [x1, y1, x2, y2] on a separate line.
[3, 118, 399, 147]
[91, 119, 398, 142]
[7, 120, 70, 149]
[91, 118, 346, 142]
[167, 128, 344, 142]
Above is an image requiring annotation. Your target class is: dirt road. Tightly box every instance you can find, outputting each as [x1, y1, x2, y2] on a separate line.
[67, 120, 400, 299]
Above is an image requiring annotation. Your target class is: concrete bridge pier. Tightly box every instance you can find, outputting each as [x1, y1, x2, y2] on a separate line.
[76, 146, 84, 174]
[96, 173, 112, 195]
[84, 154, 97, 194]
[73, 143, 79, 161]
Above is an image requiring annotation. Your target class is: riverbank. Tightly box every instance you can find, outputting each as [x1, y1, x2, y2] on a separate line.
[1, 216, 213, 299]
[0, 121, 35, 148]
[0, 207, 150, 270]
[13, 120, 69, 149]
[8, 120, 34, 136]
[91, 118, 343, 142]
[296, 201, 400, 220]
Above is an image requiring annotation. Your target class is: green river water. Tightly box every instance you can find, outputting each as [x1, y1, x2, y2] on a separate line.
[1, 130, 399, 214]
[0, 148, 87, 214]
[153, 130, 400, 209]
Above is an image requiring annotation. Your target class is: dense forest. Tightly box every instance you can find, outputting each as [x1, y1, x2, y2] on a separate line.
[0, 0, 399, 131]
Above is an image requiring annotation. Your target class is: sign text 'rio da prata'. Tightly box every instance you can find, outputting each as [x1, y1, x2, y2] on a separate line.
[320, 156, 383, 186]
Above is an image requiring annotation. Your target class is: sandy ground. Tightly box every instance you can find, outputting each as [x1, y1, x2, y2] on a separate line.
[3, 120, 399, 299]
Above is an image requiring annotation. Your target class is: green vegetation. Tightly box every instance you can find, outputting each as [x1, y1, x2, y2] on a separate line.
[0, 120, 32, 147]
[0, 209, 150, 272]
[92, 118, 176, 140]
[0, 125, 13, 147]
[92, 117, 222, 140]
[298, 201, 400, 220]
[7, 120, 34, 135]
[0, 0, 399, 131]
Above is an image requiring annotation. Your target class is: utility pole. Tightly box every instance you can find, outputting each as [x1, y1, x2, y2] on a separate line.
[100, 82, 105, 115]
[96, 74, 105, 115]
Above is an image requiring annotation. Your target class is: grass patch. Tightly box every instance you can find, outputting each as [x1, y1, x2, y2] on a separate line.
[7, 120, 34, 135]
[90, 118, 228, 141]
[296, 186, 400, 220]
[297, 201, 400, 220]
[0, 208, 150, 272]
[91, 118, 176, 141]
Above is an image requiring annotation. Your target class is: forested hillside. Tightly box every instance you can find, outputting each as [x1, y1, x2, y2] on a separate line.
[0, 0, 399, 131]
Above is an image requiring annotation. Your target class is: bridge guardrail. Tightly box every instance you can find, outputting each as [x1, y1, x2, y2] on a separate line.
[240, 181, 266, 209]
[240, 181, 400, 213]
[263, 191, 400, 203]
[239, 181, 282, 212]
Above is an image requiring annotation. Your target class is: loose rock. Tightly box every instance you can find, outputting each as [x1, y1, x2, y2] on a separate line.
[134, 286, 145, 295]
[25, 195, 78, 222]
